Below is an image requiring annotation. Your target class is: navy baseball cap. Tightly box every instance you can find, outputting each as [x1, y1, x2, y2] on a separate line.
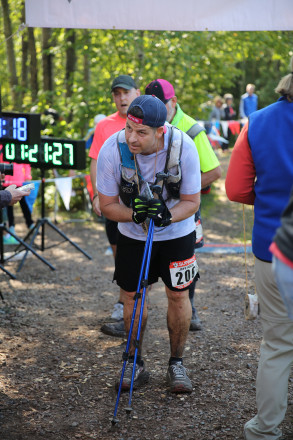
[127, 95, 167, 127]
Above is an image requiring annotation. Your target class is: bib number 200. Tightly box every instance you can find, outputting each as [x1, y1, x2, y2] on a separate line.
[169, 255, 198, 290]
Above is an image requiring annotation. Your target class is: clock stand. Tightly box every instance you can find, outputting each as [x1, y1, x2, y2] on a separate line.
[0, 180, 56, 279]
[0, 110, 92, 272]
[16, 167, 92, 272]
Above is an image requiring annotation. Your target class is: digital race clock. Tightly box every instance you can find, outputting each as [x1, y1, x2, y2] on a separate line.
[2, 137, 86, 170]
[0, 112, 41, 144]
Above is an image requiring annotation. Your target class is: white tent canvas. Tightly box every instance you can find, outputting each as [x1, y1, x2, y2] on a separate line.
[25, 0, 293, 31]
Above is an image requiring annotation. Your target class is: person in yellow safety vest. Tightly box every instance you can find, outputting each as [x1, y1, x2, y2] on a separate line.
[145, 79, 222, 331]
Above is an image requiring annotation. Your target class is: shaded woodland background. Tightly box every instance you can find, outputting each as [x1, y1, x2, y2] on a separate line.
[0, 0, 293, 164]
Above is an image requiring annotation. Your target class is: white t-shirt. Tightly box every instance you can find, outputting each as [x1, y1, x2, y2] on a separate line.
[97, 124, 201, 241]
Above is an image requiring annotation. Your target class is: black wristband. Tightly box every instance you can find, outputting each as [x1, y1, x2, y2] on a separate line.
[93, 193, 99, 201]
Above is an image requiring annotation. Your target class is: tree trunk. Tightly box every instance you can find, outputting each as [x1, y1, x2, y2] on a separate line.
[42, 28, 53, 94]
[21, 4, 28, 102]
[65, 28, 76, 99]
[0, 0, 21, 108]
[65, 28, 76, 123]
[83, 30, 90, 86]
[28, 27, 38, 103]
[135, 30, 145, 86]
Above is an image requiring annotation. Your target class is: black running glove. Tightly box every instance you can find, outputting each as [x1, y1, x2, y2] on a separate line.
[132, 196, 149, 224]
[148, 199, 172, 227]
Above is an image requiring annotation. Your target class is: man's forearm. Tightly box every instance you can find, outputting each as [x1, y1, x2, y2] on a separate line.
[225, 123, 255, 205]
[99, 197, 133, 223]
[170, 199, 200, 223]
[99, 193, 200, 224]
[90, 159, 98, 194]
[201, 165, 222, 189]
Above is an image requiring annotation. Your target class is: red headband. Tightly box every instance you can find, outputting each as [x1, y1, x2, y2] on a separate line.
[128, 113, 167, 133]
[127, 114, 143, 124]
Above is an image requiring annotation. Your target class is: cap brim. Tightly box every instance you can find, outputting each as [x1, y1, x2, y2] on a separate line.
[111, 83, 134, 91]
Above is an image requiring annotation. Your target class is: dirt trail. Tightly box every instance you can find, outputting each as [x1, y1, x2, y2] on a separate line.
[0, 151, 292, 440]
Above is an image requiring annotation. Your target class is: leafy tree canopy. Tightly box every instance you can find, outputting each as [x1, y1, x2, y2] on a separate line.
[1, 0, 293, 143]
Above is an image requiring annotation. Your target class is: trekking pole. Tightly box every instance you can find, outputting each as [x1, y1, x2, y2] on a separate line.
[112, 219, 155, 425]
[126, 219, 154, 415]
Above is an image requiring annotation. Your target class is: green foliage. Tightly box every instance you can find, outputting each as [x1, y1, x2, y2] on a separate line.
[1, 2, 292, 213]
[1, 2, 293, 162]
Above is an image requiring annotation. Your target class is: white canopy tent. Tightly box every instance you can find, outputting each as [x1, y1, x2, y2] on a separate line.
[25, 0, 293, 31]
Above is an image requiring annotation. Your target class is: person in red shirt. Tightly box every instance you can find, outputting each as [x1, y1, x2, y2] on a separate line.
[225, 61, 293, 440]
[89, 75, 140, 335]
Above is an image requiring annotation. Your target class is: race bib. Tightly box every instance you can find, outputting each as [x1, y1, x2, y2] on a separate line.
[195, 219, 203, 245]
[169, 254, 198, 290]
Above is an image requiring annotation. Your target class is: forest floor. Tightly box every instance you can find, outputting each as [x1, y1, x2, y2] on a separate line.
[0, 151, 292, 440]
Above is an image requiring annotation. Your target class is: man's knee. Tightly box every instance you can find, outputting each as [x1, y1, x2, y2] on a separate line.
[123, 289, 148, 310]
[166, 287, 189, 304]
[123, 290, 137, 307]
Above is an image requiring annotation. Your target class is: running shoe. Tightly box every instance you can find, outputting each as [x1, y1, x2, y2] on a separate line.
[3, 234, 18, 245]
[166, 362, 192, 393]
[100, 320, 126, 338]
[111, 302, 123, 321]
[189, 309, 202, 331]
[116, 359, 150, 391]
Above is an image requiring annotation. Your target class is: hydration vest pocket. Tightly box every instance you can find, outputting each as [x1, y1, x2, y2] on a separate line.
[165, 165, 181, 199]
[119, 167, 139, 207]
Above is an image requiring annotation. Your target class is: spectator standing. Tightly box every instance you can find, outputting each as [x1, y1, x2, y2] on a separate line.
[225, 59, 293, 440]
[1, 161, 34, 245]
[145, 79, 221, 331]
[209, 96, 224, 122]
[222, 93, 236, 120]
[221, 93, 237, 148]
[89, 75, 140, 336]
[85, 114, 106, 150]
[239, 83, 258, 119]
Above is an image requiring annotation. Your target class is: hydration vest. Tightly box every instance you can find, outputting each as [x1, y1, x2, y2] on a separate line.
[117, 126, 183, 207]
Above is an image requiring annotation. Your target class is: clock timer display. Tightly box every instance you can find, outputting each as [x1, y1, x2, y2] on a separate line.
[3, 137, 86, 170]
[0, 112, 41, 144]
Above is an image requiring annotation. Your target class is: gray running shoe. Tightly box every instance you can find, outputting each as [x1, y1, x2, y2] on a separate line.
[189, 309, 202, 331]
[166, 362, 192, 393]
[110, 302, 123, 321]
[100, 319, 126, 338]
[116, 360, 150, 391]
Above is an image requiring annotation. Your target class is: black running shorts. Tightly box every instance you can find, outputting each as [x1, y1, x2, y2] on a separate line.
[105, 218, 118, 245]
[114, 230, 196, 292]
